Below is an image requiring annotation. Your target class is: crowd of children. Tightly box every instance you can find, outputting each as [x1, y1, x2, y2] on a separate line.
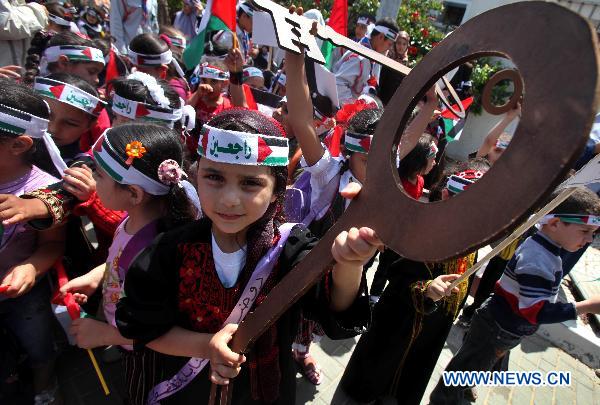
[0, 1, 599, 405]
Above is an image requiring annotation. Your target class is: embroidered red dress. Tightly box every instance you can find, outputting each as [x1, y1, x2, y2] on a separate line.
[116, 219, 370, 404]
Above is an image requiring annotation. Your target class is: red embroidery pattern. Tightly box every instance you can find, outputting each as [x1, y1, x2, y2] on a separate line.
[177, 242, 241, 333]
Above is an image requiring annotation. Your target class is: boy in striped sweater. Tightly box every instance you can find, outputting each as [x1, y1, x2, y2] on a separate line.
[430, 187, 600, 404]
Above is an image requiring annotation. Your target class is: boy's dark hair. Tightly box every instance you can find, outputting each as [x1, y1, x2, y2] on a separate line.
[107, 123, 197, 229]
[549, 187, 600, 216]
[129, 33, 169, 59]
[371, 17, 399, 37]
[24, 31, 97, 84]
[398, 134, 434, 180]
[205, 108, 287, 281]
[0, 79, 51, 165]
[456, 157, 491, 173]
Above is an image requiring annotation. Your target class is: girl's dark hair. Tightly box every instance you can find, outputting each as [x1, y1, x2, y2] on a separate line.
[106, 123, 197, 229]
[129, 33, 169, 59]
[24, 31, 97, 84]
[0, 79, 50, 164]
[347, 108, 383, 137]
[204, 108, 288, 279]
[398, 134, 434, 180]
[111, 77, 180, 108]
[428, 157, 491, 202]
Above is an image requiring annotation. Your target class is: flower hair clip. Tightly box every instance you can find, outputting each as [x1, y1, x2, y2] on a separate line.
[157, 159, 187, 187]
[125, 141, 147, 165]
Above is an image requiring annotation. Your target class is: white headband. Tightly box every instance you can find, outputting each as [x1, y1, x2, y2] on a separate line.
[373, 25, 398, 41]
[198, 125, 289, 166]
[48, 14, 72, 27]
[34, 77, 105, 116]
[357, 17, 369, 26]
[198, 64, 230, 81]
[92, 130, 172, 195]
[239, 3, 254, 16]
[44, 45, 105, 65]
[0, 103, 67, 175]
[540, 214, 600, 226]
[128, 48, 173, 66]
[111, 94, 182, 124]
[126, 71, 171, 108]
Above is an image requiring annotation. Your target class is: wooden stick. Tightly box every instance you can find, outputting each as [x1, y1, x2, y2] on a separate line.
[86, 348, 110, 396]
[447, 187, 577, 290]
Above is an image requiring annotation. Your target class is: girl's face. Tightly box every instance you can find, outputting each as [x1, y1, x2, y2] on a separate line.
[63, 61, 104, 86]
[349, 152, 368, 184]
[396, 36, 409, 55]
[423, 156, 436, 175]
[196, 158, 277, 240]
[93, 165, 131, 211]
[46, 98, 93, 146]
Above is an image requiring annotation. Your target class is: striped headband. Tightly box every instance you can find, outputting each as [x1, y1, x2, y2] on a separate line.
[198, 125, 288, 166]
[541, 214, 600, 226]
[239, 2, 254, 16]
[345, 131, 372, 154]
[373, 25, 398, 41]
[0, 103, 67, 175]
[111, 93, 182, 124]
[167, 35, 186, 48]
[34, 77, 105, 116]
[243, 67, 263, 80]
[44, 45, 105, 65]
[128, 48, 172, 66]
[357, 17, 370, 25]
[446, 170, 485, 194]
[427, 142, 439, 159]
[48, 14, 72, 27]
[198, 64, 229, 81]
[92, 130, 171, 195]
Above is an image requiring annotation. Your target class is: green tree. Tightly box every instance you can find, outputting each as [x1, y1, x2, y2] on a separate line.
[396, 0, 444, 64]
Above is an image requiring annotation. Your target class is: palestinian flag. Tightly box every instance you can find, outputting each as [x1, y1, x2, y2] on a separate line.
[440, 96, 473, 143]
[183, 0, 236, 69]
[321, 0, 347, 69]
[344, 131, 371, 154]
[198, 125, 289, 166]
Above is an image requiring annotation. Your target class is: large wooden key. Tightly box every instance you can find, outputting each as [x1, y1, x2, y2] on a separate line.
[252, 0, 467, 118]
[209, 2, 599, 403]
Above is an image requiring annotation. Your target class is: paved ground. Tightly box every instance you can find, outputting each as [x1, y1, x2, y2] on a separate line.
[5, 248, 600, 405]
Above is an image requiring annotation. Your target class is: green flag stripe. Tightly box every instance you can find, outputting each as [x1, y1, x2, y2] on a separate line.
[94, 152, 124, 182]
[183, 16, 230, 69]
[0, 121, 26, 134]
[262, 156, 288, 165]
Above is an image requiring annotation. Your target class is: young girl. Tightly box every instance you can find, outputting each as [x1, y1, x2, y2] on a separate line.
[128, 33, 186, 82]
[24, 31, 106, 86]
[370, 134, 439, 302]
[60, 123, 196, 405]
[115, 108, 377, 404]
[77, 6, 105, 39]
[0, 79, 66, 405]
[340, 160, 490, 405]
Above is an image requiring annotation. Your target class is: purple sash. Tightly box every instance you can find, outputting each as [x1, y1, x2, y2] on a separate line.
[146, 223, 297, 404]
[117, 220, 160, 283]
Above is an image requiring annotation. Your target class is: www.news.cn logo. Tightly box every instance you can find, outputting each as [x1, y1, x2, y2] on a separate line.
[442, 371, 571, 387]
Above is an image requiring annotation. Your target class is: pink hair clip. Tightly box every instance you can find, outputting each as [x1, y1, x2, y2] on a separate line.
[157, 159, 186, 186]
